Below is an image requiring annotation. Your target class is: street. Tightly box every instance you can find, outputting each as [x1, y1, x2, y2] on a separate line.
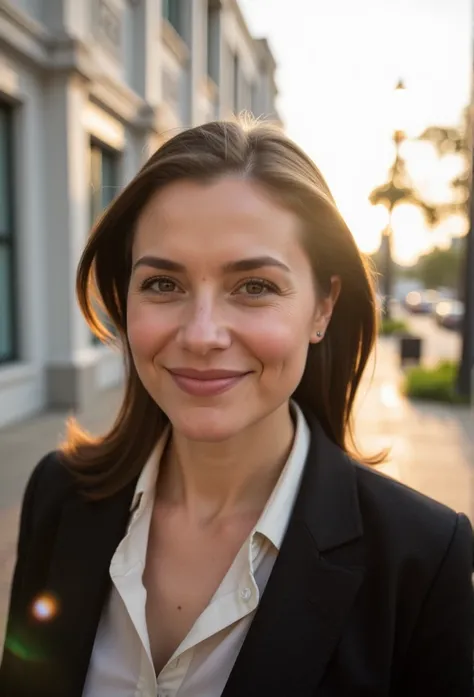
[354, 338, 473, 517]
[394, 304, 461, 365]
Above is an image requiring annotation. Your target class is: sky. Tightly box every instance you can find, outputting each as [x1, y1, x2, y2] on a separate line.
[239, 0, 472, 264]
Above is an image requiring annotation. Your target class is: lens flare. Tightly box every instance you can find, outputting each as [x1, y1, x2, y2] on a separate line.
[30, 593, 58, 622]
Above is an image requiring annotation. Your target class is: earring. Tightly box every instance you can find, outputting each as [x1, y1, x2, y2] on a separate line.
[316, 331, 322, 338]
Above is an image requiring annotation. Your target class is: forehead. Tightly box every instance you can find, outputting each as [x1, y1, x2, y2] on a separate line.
[133, 177, 305, 262]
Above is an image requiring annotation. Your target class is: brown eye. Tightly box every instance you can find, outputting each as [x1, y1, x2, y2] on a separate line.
[155, 278, 177, 293]
[141, 276, 180, 294]
[234, 278, 279, 298]
[245, 281, 267, 295]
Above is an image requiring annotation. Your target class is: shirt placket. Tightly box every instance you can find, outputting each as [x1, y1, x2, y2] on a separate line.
[157, 536, 260, 696]
[113, 492, 158, 696]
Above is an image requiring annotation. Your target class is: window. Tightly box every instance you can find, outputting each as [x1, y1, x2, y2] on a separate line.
[207, 4, 219, 83]
[162, 0, 182, 37]
[233, 53, 239, 111]
[251, 81, 260, 116]
[0, 104, 17, 364]
[90, 141, 119, 226]
[241, 76, 251, 112]
[89, 140, 120, 344]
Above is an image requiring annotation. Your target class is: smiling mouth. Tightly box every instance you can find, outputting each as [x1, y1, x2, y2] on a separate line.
[167, 369, 250, 397]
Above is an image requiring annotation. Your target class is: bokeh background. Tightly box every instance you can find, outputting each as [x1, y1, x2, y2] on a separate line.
[0, 0, 473, 647]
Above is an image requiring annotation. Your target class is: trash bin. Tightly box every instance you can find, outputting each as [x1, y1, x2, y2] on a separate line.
[399, 335, 422, 366]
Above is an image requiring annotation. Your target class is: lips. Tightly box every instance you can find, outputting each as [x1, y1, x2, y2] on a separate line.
[167, 368, 250, 397]
[169, 368, 248, 380]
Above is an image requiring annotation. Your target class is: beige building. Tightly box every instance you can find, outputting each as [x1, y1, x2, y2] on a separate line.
[0, 0, 280, 427]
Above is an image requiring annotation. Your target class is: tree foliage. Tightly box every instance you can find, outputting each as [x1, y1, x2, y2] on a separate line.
[416, 247, 462, 290]
[417, 107, 470, 217]
[368, 147, 439, 224]
[369, 108, 470, 228]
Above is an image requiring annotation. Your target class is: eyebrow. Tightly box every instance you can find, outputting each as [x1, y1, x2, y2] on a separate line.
[132, 255, 291, 274]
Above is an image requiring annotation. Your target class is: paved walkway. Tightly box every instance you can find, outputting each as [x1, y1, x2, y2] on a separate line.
[0, 387, 123, 649]
[0, 337, 473, 646]
[355, 338, 473, 518]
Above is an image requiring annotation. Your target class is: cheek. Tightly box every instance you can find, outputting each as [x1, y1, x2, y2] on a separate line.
[126, 301, 170, 358]
[241, 311, 312, 366]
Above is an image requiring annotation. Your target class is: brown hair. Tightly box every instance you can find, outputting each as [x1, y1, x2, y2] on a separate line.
[61, 118, 381, 499]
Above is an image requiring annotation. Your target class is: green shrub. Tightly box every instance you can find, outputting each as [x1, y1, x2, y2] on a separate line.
[379, 318, 409, 336]
[404, 361, 468, 404]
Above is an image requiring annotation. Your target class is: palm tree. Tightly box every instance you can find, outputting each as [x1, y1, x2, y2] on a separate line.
[368, 133, 438, 318]
[369, 152, 439, 223]
[417, 111, 472, 397]
[370, 106, 472, 397]
[417, 108, 470, 217]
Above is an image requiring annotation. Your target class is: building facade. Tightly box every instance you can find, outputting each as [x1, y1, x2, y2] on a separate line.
[0, 0, 280, 427]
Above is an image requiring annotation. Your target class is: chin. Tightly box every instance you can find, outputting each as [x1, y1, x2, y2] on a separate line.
[165, 405, 246, 443]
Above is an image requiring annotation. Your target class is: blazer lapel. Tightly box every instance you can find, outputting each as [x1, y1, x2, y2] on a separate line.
[222, 416, 365, 697]
[25, 480, 136, 697]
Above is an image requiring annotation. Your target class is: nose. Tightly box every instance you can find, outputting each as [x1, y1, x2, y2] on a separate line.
[176, 296, 231, 356]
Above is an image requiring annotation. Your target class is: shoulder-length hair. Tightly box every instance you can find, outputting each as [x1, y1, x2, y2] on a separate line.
[61, 118, 381, 499]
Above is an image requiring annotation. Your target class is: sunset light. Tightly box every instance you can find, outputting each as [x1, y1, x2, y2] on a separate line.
[239, 0, 471, 266]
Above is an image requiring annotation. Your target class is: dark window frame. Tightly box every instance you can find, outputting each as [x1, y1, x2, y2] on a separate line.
[162, 0, 183, 37]
[89, 137, 120, 225]
[206, 4, 219, 83]
[233, 53, 239, 111]
[0, 102, 18, 365]
[89, 138, 121, 345]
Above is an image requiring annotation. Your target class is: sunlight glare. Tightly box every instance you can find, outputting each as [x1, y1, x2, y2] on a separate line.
[391, 205, 432, 265]
[380, 382, 403, 410]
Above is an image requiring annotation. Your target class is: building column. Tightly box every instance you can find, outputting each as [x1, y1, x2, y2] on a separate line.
[179, 0, 207, 126]
[130, 0, 164, 162]
[43, 72, 96, 410]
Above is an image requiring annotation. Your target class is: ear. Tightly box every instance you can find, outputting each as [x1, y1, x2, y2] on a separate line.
[309, 276, 341, 343]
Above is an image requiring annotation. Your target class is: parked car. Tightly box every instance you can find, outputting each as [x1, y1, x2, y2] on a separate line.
[434, 300, 464, 331]
[404, 290, 440, 314]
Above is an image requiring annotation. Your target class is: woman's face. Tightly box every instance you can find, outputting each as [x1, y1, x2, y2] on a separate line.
[127, 177, 338, 442]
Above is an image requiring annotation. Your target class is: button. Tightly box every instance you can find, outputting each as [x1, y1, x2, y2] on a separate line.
[240, 587, 252, 601]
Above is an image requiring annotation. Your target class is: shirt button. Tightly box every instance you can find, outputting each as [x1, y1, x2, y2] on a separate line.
[240, 587, 252, 601]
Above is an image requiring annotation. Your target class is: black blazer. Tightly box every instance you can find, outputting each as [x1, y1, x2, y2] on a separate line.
[1, 416, 473, 697]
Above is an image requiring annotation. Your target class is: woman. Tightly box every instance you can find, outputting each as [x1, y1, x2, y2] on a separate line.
[1, 119, 472, 697]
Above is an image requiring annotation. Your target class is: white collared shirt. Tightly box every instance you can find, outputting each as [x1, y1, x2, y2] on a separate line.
[83, 402, 311, 697]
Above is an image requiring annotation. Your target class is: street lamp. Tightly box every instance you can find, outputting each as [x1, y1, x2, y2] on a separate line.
[381, 79, 407, 319]
[457, 160, 474, 399]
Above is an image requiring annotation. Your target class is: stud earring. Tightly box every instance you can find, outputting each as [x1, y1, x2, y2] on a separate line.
[316, 331, 322, 338]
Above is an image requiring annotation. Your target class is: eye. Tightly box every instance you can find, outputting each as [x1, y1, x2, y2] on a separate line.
[141, 276, 181, 294]
[234, 279, 279, 297]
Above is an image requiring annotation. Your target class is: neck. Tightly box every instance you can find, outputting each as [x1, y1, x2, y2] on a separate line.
[157, 402, 296, 524]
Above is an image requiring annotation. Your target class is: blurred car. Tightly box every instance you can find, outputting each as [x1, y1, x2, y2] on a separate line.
[434, 300, 464, 331]
[404, 290, 440, 314]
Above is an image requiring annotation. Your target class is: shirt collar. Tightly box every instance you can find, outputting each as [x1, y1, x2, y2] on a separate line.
[254, 401, 311, 551]
[128, 402, 311, 548]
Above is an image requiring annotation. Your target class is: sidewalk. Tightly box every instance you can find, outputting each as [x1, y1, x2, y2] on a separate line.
[0, 338, 473, 647]
[0, 386, 123, 648]
[354, 338, 473, 519]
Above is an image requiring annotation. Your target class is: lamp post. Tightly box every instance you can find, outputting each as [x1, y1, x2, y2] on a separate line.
[457, 160, 474, 400]
[381, 79, 407, 319]
[456, 50, 474, 400]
